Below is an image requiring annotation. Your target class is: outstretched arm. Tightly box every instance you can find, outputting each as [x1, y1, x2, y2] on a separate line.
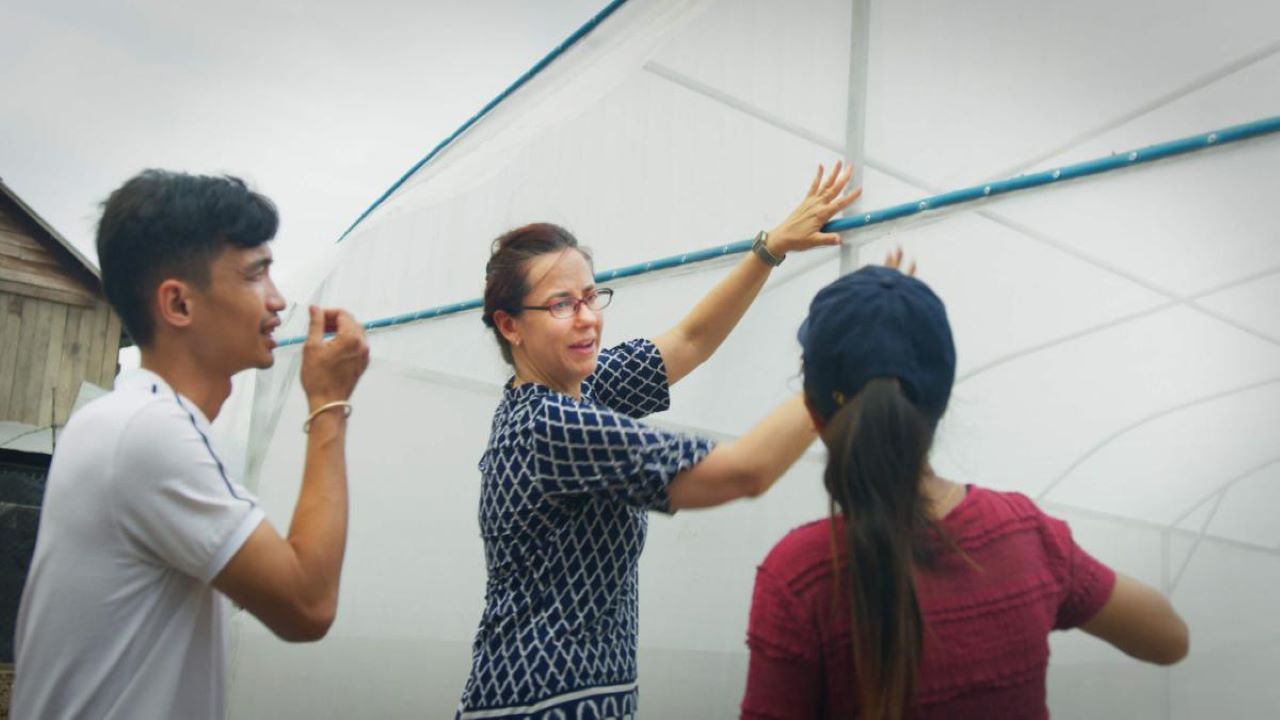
[667, 394, 815, 510]
[663, 249, 919, 510]
[653, 163, 861, 386]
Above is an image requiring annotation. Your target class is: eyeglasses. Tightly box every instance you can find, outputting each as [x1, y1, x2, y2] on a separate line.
[522, 288, 614, 319]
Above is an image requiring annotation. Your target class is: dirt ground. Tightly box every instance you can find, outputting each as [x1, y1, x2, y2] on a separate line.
[0, 664, 12, 720]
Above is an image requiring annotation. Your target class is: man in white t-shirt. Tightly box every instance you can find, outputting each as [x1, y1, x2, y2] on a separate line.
[11, 170, 370, 719]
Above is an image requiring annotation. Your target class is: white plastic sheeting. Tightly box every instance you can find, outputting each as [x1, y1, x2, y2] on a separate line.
[216, 0, 1280, 717]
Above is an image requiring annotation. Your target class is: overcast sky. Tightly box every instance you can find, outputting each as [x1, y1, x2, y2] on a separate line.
[1, 0, 604, 295]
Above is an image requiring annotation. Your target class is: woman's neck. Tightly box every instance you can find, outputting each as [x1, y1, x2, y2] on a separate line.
[921, 472, 966, 519]
[512, 369, 581, 399]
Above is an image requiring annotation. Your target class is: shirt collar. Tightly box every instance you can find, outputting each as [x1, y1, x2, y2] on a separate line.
[115, 367, 213, 426]
[115, 366, 171, 395]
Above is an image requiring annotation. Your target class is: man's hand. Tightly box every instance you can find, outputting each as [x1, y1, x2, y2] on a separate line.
[214, 305, 369, 642]
[300, 306, 370, 410]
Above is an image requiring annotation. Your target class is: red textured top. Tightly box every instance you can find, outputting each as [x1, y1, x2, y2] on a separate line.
[740, 486, 1116, 719]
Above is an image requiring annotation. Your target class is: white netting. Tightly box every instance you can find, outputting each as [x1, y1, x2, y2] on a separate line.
[212, 0, 1280, 716]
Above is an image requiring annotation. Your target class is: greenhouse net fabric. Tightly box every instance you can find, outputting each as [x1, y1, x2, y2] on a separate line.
[215, 0, 1280, 717]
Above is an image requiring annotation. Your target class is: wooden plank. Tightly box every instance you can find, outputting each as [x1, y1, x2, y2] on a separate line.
[83, 301, 111, 389]
[0, 223, 38, 238]
[0, 278, 95, 307]
[2, 295, 40, 420]
[0, 227, 98, 308]
[5, 297, 49, 423]
[0, 272, 94, 307]
[53, 304, 85, 426]
[0, 256, 92, 294]
[37, 304, 69, 426]
[66, 301, 100, 410]
[0, 239, 71, 276]
[0, 267, 94, 298]
[0, 250, 82, 278]
[0, 293, 25, 417]
[15, 298, 54, 425]
[0, 251, 66, 280]
[0, 210, 100, 291]
[75, 301, 99, 387]
[99, 309, 122, 389]
[0, 260, 94, 304]
[0, 208, 27, 234]
[0, 230, 46, 254]
[0, 227, 56, 249]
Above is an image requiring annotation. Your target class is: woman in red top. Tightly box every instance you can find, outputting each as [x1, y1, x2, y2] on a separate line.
[741, 262, 1189, 719]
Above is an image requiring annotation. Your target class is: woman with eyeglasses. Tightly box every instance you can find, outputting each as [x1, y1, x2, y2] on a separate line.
[740, 266, 1189, 719]
[456, 164, 866, 719]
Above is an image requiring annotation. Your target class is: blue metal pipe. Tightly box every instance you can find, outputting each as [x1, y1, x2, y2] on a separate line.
[278, 115, 1280, 347]
[336, 0, 633, 243]
[826, 115, 1280, 233]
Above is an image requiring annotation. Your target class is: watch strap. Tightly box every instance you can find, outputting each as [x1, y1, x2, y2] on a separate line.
[752, 230, 784, 266]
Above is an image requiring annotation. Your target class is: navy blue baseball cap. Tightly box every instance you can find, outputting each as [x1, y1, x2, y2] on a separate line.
[798, 265, 956, 421]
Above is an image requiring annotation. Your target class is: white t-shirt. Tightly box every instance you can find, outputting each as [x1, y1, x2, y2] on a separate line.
[12, 367, 264, 720]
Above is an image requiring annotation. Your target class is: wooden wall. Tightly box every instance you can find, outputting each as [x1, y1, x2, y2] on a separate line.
[0, 201, 120, 429]
[0, 206, 96, 308]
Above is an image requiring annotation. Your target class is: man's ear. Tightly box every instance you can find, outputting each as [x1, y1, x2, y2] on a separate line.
[802, 392, 826, 432]
[493, 309, 521, 347]
[155, 278, 196, 331]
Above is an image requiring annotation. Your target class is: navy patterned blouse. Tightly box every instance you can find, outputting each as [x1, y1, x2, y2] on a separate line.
[457, 339, 715, 719]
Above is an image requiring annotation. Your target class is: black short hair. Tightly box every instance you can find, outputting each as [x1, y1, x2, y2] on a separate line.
[96, 170, 279, 346]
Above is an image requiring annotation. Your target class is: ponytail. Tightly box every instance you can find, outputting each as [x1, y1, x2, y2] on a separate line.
[822, 377, 938, 719]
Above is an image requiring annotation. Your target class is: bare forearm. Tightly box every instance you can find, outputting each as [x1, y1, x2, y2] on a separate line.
[286, 411, 349, 603]
[657, 252, 773, 384]
[686, 252, 771, 350]
[668, 394, 815, 509]
[1082, 574, 1189, 665]
[733, 394, 817, 493]
[654, 163, 858, 384]
[210, 306, 366, 641]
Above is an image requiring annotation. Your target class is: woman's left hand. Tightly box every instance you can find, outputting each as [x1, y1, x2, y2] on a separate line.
[766, 161, 862, 257]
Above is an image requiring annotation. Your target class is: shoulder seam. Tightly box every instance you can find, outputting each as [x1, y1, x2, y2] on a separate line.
[106, 390, 191, 551]
[171, 391, 255, 507]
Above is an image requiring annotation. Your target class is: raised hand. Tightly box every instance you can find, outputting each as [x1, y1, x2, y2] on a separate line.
[883, 246, 917, 276]
[766, 161, 863, 257]
[300, 305, 370, 410]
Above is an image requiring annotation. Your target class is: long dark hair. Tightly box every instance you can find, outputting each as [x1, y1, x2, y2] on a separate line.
[820, 377, 941, 720]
